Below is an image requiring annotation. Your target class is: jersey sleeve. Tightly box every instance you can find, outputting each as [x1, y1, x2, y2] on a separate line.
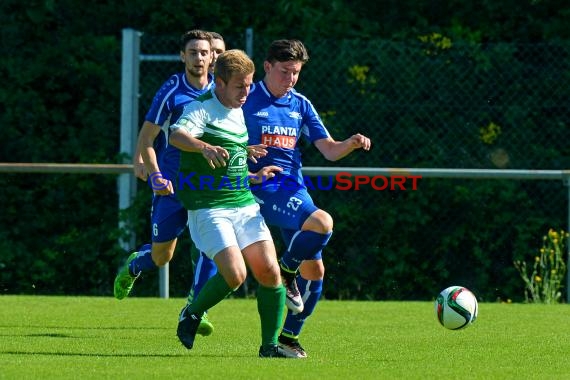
[170, 101, 206, 138]
[144, 74, 180, 125]
[300, 97, 330, 143]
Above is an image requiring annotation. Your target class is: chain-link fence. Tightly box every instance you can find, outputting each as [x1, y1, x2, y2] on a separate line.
[133, 30, 569, 302]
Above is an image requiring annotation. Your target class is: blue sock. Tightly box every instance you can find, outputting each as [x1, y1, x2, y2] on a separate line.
[280, 231, 332, 272]
[128, 244, 156, 277]
[281, 276, 323, 338]
[188, 252, 218, 303]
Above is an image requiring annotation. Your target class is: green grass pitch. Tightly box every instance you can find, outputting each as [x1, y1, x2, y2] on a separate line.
[1, 296, 569, 379]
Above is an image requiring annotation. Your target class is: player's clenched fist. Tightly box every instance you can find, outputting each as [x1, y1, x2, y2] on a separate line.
[348, 133, 371, 151]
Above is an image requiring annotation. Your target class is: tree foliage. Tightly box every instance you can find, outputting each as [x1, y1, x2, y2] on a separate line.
[1, 0, 568, 300]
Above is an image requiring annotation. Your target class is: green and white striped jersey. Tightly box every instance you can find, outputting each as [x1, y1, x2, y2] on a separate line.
[170, 89, 255, 210]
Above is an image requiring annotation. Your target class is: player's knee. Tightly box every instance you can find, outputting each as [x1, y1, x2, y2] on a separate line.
[252, 262, 282, 288]
[224, 270, 247, 290]
[304, 209, 333, 234]
[151, 240, 177, 266]
[299, 259, 325, 280]
[258, 273, 281, 288]
[151, 249, 174, 266]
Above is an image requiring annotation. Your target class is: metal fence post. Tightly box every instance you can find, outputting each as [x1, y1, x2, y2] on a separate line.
[119, 28, 141, 252]
[245, 27, 253, 58]
[159, 263, 169, 299]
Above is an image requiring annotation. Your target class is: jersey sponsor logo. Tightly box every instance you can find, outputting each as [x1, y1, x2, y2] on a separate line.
[260, 126, 298, 149]
[255, 111, 269, 117]
[261, 134, 296, 149]
[261, 126, 298, 136]
[226, 150, 248, 177]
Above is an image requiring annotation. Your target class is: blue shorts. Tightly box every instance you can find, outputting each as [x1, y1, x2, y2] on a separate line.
[150, 195, 188, 243]
[252, 185, 317, 231]
[253, 183, 319, 238]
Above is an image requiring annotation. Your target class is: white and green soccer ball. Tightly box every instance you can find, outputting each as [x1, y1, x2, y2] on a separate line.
[435, 286, 478, 330]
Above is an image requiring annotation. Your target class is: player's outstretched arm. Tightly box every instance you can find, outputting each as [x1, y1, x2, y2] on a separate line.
[136, 121, 174, 195]
[136, 121, 163, 179]
[132, 150, 147, 181]
[313, 133, 372, 161]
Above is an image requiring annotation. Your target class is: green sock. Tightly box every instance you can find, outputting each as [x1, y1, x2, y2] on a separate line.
[186, 244, 202, 304]
[256, 284, 286, 346]
[187, 272, 233, 315]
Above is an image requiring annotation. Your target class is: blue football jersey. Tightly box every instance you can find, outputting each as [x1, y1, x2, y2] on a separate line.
[144, 72, 214, 182]
[243, 80, 330, 185]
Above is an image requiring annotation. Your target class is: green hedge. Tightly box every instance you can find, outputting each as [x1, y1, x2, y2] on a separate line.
[0, 0, 568, 301]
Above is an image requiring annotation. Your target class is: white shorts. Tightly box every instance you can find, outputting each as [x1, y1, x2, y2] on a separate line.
[187, 203, 272, 259]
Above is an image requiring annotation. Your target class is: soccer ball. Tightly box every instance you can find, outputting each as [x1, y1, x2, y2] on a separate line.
[435, 286, 478, 330]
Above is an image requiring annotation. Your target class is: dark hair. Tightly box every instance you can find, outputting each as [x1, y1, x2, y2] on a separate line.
[265, 39, 309, 64]
[210, 31, 224, 42]
[179, 29, 213, 52]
